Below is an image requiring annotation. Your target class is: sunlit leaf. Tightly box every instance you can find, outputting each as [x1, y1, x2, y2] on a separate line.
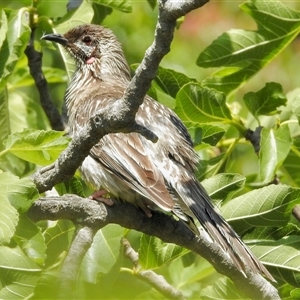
[4, 129, 70, 166]
[175, 83, 232, 125]
[222, 185, 300, 235]
[197, 0, 300, 94]
[259, 125, 292, 183]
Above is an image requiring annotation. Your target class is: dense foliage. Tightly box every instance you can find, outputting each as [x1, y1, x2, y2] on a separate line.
[0, 0, 300, 299]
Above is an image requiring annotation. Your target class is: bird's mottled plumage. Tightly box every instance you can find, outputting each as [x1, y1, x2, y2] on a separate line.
[42, 24, 274, 281]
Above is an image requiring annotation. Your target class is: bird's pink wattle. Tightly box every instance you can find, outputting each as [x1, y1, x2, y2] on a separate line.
[86, 57, 95, 64]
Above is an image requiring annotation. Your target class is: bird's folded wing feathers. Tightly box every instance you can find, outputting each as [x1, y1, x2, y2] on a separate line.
[90, 133, 175, 210]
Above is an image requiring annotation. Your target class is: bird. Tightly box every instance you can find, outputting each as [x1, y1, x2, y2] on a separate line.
[41, 24, 274, 281]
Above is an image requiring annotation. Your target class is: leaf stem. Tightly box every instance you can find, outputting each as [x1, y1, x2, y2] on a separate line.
[212, 137, 240, 176]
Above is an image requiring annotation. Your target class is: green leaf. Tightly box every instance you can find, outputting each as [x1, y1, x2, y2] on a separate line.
[0, 172, 38, 211]
[187, 124, 225, 148]
[259, 125, 292, 183]
[55, 176, 85, 197]
[222, 185, 300, 235]
[91, 0, 132, 13]
[175, 83, 232, 125]
[138, 234, 188, 270]
[146, 0, 156, 10]
[202, 173, 245, 202]
[13, 215, 46, 265]
[80, 224, 124, 283]
[3, 129, 70, 166]
[250, 236, 300, 287]
[53, 0, 94, 78]
[44, 220, 75, 267]
[282, 138, 300, 187]
[0, 195, 18, 245]
[197, 0, 300, 94]
[0, 86, 10, 151]
[154, 66, 196, 98]
[0, 246, 41, 299]
[243, 82, 287, 120]
[292, 95, 300, 125]
[201, 277, 244, 299]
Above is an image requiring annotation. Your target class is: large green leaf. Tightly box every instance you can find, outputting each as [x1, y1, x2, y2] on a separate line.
[250, 236, 300, 287]
[222, 185, 300, 234]
[138, 234, 188, 270]
[80, 224, 124, 283]
[197, 0, 300, 94]
[0, 9, 30, 151]
[3, 129, 70, 166]
[175, 83, 232, 125]
[259, 125, 293, 183]
[0, 246, 41, 299]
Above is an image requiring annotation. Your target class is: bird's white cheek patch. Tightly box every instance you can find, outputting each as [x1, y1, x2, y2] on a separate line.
[86, 57, 95, 64]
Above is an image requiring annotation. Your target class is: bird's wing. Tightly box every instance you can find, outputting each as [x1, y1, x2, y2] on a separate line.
[90, 132, 175, 211]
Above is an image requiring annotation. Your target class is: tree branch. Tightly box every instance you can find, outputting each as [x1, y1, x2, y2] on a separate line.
[28, 195, 280, 300]
[25, 27, 65, 131]
[58, 226, 96, 299]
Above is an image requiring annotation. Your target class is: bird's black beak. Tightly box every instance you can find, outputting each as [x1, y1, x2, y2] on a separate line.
[41, 33, 68, 46]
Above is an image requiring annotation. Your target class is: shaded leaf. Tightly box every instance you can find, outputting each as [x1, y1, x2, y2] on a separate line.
[187, 123, 225, 148]
[201, 277, 244, 299]
[44, 220, 75, 267]
[138, 234, 188, 270]
[243, 82, 287, 120]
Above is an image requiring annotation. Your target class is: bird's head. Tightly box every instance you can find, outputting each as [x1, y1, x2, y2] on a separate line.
[41, 24, 130, 82]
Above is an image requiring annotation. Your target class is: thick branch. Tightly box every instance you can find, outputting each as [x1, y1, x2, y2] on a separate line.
[28, 196, 279, 300]
[58, 226, 96, 299]
[25, 28, 64, 131]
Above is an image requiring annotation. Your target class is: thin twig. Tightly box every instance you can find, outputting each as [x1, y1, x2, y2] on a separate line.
[122, 238, 185, 300]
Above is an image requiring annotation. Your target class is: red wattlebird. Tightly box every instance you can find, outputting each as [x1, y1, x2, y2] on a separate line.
[42, 24, 274, 282]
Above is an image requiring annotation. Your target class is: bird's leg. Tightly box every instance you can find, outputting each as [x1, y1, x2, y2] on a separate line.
[89, 189, 114, 206]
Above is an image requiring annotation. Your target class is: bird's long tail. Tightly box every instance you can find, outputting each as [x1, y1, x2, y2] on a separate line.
[176, 178, 275, 282]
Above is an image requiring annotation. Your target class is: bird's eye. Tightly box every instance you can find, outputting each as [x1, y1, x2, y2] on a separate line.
[82, 36, 92, 45]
